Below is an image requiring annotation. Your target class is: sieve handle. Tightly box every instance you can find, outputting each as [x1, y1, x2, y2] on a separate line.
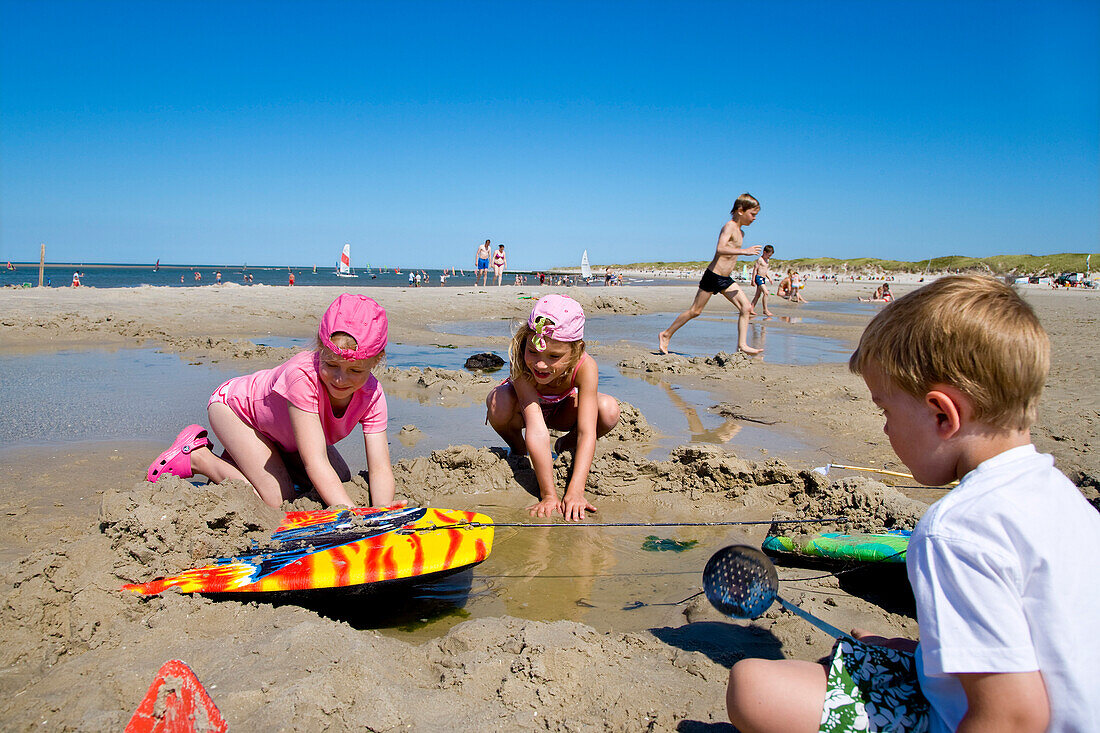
[775, 596, 854, 641]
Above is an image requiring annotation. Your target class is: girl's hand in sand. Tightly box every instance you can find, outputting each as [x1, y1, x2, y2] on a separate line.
[560, 492, 596, 522]
[528, 496, 560, 518]
[851, 628, 918, 653]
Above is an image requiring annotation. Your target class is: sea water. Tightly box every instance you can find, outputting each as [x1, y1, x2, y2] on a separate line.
[0, 264, 678, 289]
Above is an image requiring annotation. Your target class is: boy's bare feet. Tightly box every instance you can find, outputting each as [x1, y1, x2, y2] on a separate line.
[658, 331, 670, 354]
[763, 310, 774, 317]
[739, 343, 763, 355]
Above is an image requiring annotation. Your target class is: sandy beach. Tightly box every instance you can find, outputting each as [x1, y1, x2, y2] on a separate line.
[1, 280, 1097, 730]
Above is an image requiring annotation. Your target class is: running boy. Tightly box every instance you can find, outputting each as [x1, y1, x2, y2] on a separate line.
[658, 194, 763, 355]
[749, 244, 775, 316]
[725, 275, 1100, 732]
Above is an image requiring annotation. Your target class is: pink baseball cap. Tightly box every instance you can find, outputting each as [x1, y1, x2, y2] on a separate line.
[318, 294, 388, 359]
[528, 294, 585, 350]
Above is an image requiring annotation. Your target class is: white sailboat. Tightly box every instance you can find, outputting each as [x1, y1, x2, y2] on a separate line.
[335, 243, 358, 278]
[580, 250, 592, 281]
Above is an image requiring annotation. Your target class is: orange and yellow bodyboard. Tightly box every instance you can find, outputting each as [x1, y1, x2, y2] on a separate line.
[121, 506, 494, 595]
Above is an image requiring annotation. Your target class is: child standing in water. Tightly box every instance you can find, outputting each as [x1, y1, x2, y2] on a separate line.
[147, 294, 396, 509]
[725, 276, 1100, 732]
[749, 244, 775, 316]
[659, 193, 763, 355]
[485, 294, 621, 521]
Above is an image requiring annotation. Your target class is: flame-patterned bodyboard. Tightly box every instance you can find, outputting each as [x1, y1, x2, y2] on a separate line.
[121, 506, 494, 595]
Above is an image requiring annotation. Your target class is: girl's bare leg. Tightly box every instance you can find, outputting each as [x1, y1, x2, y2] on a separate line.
[726, 658, 827, 733]
[552, 393, 621, 453]
[485, 384, 528, 455]
[203, 402, 297, 507]
[281, 445, 352, 486]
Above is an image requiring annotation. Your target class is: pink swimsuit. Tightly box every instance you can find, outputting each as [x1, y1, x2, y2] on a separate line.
[209, 350, 387, 453]
[501, 353, 590, 413]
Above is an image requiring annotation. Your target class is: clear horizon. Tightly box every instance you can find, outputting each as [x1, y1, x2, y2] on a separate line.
[2, 1, 1097, 270]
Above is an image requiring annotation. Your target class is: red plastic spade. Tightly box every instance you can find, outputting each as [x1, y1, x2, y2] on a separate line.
[124, 659, 227, 733]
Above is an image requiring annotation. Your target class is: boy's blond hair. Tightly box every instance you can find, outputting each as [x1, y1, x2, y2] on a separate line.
[509, 322, 585, 384]
[849, 275, 1049, 431]
[731, 193, 760, 215]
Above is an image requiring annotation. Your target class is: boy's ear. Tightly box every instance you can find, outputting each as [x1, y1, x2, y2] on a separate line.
[925, 386, 966, 439]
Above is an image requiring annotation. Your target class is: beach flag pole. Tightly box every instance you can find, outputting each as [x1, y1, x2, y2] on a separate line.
[38, 243, 45, 287]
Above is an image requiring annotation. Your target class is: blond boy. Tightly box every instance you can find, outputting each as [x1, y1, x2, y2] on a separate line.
[658, 194, 763, 355]
[726, 276, 1100, 732]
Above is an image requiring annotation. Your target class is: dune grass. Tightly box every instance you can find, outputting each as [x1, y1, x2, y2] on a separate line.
[615, 253, 1097, 276]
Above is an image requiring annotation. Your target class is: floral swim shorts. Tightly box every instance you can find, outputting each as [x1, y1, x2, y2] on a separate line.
[819, 638, 931, 732]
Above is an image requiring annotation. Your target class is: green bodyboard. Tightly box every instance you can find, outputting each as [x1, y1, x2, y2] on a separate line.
[762, 530, 910, 564]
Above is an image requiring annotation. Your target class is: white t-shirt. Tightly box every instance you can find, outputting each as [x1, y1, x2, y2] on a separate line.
[908, 444, 1100, 732]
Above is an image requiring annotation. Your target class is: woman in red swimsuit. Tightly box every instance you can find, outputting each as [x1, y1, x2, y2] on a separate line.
[485, 295, 621, 521]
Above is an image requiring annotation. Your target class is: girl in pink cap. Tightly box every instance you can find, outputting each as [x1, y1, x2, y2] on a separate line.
[146, 294, 397, 509]
[486, 294, 621, 521]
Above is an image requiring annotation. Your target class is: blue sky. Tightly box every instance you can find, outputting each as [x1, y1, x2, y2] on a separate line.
[2, 0, 1097, 270]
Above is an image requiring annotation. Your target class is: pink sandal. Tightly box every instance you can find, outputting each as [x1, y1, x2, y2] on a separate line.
[147, 424, 213, 482]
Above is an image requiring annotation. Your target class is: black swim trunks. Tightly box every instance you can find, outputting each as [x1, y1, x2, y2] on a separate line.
[699, 268, 735, 294]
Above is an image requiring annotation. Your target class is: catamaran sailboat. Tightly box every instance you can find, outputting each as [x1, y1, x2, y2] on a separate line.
[336, 243, 358, 278]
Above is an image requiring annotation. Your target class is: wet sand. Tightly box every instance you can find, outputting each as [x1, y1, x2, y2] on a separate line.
[1, 281, 1097, 729]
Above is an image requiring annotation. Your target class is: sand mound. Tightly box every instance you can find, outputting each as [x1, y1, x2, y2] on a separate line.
[619, 351, 754, 374]
[578, 444, 926, 531]
[379, 366, 495, 405]
[100, 479, 285, 582]
[587, 294, 644, 314]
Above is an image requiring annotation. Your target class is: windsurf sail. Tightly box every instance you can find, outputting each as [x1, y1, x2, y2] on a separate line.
[336, 243, 358, 277]
[581, 250, 592, 279]
[153, 259, 159, 272]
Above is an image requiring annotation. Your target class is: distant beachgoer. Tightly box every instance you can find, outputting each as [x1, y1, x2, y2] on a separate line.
[605, 267, 612, 286]
[194, 271, 202, 282]
[215, 271, 222, 284]
[749, 244, 775, 316]
[859, 283, 893, 303]
[658, 193, 763, 355]
[776, 270, 793, 299]
[415, 272, 422, 287]
[71, 272, 81, 287]
[288, 272, 295, 286]
[476, 240, 491, 287]
[146, 294, 398, 509]
[180, 274, 185, 283]
[790, 272, 808, 303]
[485, 295, 620, 521]
[492, 245, 507, 286]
